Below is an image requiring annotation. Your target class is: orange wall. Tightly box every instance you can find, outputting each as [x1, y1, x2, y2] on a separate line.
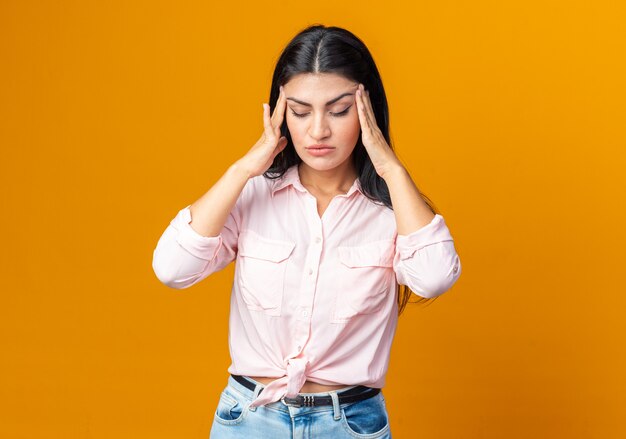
[1, 1, 625, 437]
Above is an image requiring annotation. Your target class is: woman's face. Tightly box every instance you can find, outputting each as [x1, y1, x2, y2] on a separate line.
[283, 73, 361, 173]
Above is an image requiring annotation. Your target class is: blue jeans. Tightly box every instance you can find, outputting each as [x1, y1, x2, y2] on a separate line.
[209, 375, 392, 438]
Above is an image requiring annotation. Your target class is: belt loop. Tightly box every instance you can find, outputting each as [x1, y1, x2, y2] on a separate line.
[328, 390, 341, 421]
[249, 383, 263, 412]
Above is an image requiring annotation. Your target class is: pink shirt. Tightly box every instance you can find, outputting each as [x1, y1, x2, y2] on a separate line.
[152, 163, 462, 408]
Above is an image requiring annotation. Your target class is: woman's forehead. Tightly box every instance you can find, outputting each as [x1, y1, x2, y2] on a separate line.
[284, 73, 358, 104]
[285, 72, 357, 90]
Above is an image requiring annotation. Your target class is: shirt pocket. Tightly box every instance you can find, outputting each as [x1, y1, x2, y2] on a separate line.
[237, 229, 296, 317]
[333, 238, 396, 323]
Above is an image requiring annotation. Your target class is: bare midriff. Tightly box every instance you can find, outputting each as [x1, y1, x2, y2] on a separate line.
[248, 376, 351, 393]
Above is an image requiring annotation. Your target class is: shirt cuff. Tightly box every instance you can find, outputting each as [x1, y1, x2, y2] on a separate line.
[396, 214, 454, 260]
[173, 205, 223, 261]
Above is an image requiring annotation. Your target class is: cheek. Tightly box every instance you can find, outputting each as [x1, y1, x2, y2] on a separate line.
[286, 116, 305, 143]
[340, 114, 361, 138]
[285, 115, 297, 133]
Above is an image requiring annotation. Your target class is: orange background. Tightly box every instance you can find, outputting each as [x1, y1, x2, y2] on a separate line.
[1, 1, 625, 438]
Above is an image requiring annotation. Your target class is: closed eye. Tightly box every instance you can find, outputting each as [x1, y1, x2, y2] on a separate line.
[291, 106, 352, 118]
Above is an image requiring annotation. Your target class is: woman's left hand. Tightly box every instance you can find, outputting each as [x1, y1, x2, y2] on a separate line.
[355, 83, 404, 179]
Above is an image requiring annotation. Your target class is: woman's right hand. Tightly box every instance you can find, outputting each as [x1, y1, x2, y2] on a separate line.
[237, 85, 289, 179]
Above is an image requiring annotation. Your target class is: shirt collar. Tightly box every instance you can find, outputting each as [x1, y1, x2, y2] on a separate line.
[270, 164, 363, 198]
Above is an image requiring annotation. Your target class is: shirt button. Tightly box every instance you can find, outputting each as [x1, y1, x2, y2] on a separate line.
[297, 345, 302, 350]
[315, 237, 321, 243]
[453, 264, 458, 273]
[302, 310, 308, 317]
[308, 268, 313, 275]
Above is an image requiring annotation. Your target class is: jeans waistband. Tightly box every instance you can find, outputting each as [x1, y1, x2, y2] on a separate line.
[225, 374, 377, 413]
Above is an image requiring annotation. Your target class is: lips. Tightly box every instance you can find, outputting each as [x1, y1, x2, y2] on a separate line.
[307, 144, 334, 149]
[306, 146, 335, 156]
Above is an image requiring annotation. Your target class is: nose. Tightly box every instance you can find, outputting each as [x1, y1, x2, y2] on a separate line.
[307, 112, 331, 141]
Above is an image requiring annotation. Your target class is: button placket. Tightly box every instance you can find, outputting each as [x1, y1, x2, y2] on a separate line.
[293, 210, 322, 357]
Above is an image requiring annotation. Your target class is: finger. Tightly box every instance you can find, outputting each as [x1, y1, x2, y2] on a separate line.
[360, 87, 376, 129]
[356, 88, 371, 131]
[276, 86, 288, 129]
[358, 85, 374, 126]
[262, 103, 272, 134]
[364, 89, 376, 123]
[271, 86, 287, 130]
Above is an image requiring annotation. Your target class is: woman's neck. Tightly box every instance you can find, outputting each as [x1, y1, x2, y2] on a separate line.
[297, 161, 358, 196]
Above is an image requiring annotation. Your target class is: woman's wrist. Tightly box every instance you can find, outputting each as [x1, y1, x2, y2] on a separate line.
[230, 160, 253, 180]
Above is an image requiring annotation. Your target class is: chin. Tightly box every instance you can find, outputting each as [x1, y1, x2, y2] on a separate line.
[303, 158, 351, 171]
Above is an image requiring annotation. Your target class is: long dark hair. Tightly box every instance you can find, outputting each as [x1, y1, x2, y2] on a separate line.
[263, 24, 441, 315]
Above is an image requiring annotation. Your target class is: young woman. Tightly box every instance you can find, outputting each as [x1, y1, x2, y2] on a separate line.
[153, 24, 461, 438]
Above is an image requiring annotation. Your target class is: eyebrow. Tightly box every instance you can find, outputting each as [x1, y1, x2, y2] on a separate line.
[286, 92, 354, 107]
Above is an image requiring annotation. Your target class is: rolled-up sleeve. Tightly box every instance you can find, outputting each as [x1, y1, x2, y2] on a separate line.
[152, 190, 245, 289]
[393, 214, 462, 298]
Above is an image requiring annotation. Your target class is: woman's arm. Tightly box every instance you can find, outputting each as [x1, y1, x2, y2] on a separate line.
[383, 166, 436, 235]
[385, 165, 462, 298]
[151, 161, 251, 289]
[353, 84, 461, 298]
[188, 161, 251, 237]
[152, 89, 290, 289]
